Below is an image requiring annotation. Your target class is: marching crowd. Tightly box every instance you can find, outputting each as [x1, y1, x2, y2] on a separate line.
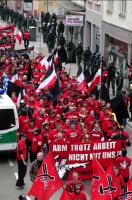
[1, 46, 131, 199]
[0, 5, 132, 200]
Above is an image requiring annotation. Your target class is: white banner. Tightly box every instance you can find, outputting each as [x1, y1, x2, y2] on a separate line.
[66, 15, 83, 26]
[24, 2, 32, 11]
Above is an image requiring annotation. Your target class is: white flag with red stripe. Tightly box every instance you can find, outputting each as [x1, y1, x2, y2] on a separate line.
[77, 66, 86, 91]
[11, 73, 19, 83]
[54, 51, 59, 66]
[16, 31, 22, 45]
[88, 68, 101, 93]
[36, 64, 57, 93]
[37, 57, 51, 71]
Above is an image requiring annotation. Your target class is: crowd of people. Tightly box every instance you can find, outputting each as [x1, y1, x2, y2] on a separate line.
[0, 3, 36, 30]
[0, 47, 131, 199]
[0, 5, 131, 200]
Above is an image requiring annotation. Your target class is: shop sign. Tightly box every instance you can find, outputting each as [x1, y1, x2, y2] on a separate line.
[24, 2, 32, 11]
[66, 15, 83, 26]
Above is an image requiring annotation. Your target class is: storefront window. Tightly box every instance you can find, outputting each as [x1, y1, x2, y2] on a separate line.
[105, 34, 128, 73]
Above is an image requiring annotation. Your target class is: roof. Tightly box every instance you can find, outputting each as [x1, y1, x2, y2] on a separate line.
[0, 94, 16, 109]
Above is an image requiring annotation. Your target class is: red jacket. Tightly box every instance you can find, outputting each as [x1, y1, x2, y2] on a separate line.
[23, 31, 30, 40]
[16, 139, 27, 161]
[31, 134, 43, 153]
[116, 156, 131, 178]
[70, 191, 87, 200]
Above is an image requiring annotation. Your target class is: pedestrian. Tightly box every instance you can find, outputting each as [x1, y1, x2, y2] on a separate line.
[16, 133, 27, 188]
[29, 152, 44, 182]
[116, 148, 131, 183]
[29, 152, 44, 200]
[23, 29, 30, 49]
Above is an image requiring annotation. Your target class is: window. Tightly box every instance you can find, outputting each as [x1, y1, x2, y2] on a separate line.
[0, 109, 15, 130]
[107, 0, 113, 12]
[119, 0, 127, 15]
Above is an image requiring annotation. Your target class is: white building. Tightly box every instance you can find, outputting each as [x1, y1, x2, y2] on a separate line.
[102, 0, 132, 69]
[84, 0, 102, 53]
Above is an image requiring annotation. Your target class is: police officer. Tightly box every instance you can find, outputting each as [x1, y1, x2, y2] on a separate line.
[116, 72, 123, 96]
[18, 13, 23, 30]
[66, 40, 76, 63]
[75, 43, 83, 67]
[58, 33, 66, 47]
[83, 47, 91, 71]
[57, 20, 65, 36]
[108, 63, 116, 96]
[47, 30, 56, 53]
[44, 12, 51, 23]
[41, 22, 47, 43]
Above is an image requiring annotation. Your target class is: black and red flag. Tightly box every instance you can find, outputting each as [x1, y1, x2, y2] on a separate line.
[91, 165, 122, 200]
[28, 151, 63, 200]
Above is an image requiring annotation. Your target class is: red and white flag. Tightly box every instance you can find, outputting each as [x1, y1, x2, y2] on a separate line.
[36, 64, 57, 93]
[77, 66, 86, 91]
[11, 73, 19, 83]
[88, 68, 101, 93]
[54, 51, 59, 66]
[16, 31, 22, 45]
[37, 57, 50, 71]
[28, 151, 63, 200]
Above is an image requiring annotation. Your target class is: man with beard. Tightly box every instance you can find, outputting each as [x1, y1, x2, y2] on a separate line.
[70, 184, 87, 200]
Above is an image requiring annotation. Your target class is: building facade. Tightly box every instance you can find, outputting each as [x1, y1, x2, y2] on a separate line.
[102, 0, 132, 71]
[84, 0, 102, 53]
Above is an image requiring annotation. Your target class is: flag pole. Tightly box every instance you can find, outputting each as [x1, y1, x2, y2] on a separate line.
[98, 61, 102, 100]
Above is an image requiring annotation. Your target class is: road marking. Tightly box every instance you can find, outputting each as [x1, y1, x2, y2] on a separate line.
[8, 159, 14, 167]
[14, 172, 18, 180]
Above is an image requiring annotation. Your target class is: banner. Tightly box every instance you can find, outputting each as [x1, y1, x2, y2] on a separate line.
[50, 141, 124, 180]
[66, 15, 83, 26]
[0, 43, 14, 49]
[0, 25, 15, 33]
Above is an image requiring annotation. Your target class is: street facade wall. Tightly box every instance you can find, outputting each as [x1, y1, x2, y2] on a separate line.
[84, 1, 102, 53]
[102, 0, 132, 68]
